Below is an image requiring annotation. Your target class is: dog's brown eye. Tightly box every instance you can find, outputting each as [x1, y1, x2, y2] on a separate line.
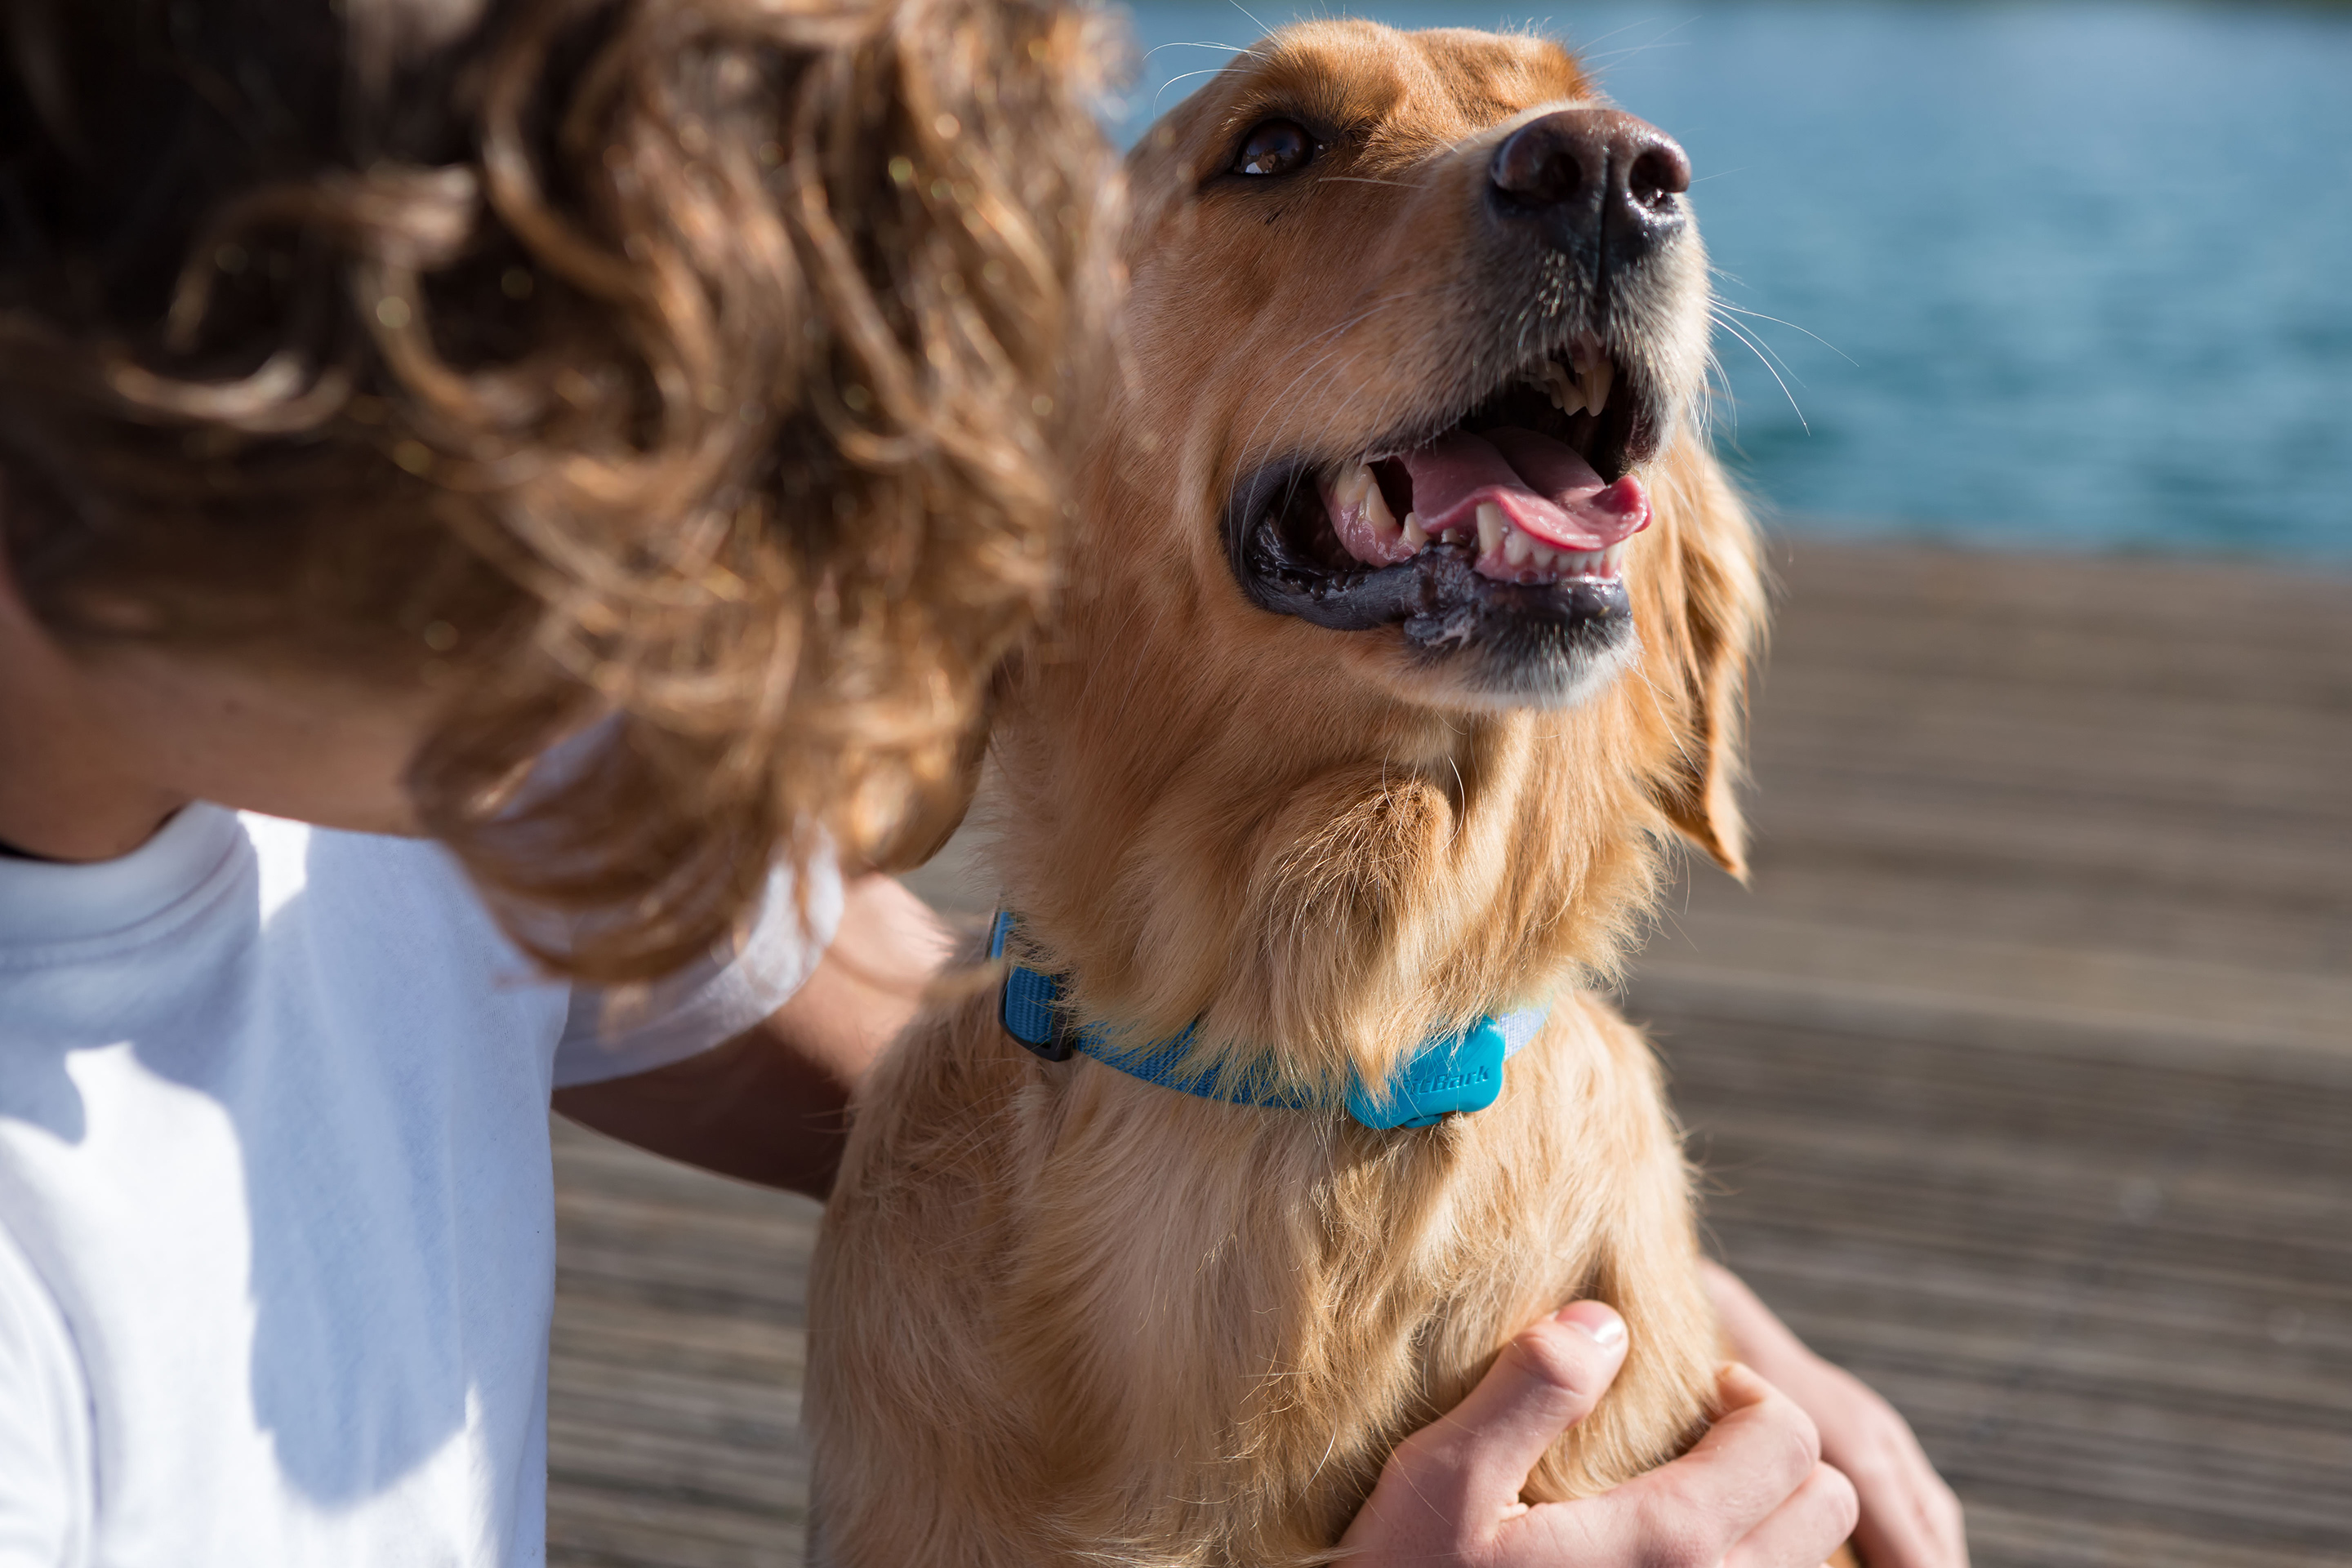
[1235, 119, 1314, 177]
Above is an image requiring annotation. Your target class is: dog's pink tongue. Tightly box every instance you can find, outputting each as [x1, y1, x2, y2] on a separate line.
[1401, 428, 1650, 550]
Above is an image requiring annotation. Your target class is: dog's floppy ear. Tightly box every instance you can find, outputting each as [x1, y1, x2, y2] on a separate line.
[1639, 449, 1766, 880]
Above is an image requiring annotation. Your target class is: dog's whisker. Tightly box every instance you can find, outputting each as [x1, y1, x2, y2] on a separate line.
[1700, 345, 1736, 438]
[1712, 302, 1858, 365]
[1315, 176, 1432, 190]
[1141, 39, 1270, 61]
[1710, 313, 1809, 430]
[1708, 305, 1809, 386]
[1568, 13, 1697, 62]
[1154, 66, 1247, 113]
[1722, 322, 1806, 430]
[1226, 0, 1277, 42]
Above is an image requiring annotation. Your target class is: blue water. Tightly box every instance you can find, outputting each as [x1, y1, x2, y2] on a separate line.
[1109, 2, 2352, 560]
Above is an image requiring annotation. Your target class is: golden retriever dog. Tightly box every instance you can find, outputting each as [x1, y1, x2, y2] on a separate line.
[807, 19, 1767, 1566]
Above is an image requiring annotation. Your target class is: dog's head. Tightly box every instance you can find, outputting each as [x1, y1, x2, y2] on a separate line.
[1118, 21, 1723, 705]
[1062, 20, 1758, 871]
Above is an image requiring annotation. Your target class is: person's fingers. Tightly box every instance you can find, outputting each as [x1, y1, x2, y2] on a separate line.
[1674, 1364, 1823, 1499]
[1490, 1370, 1831, 1568]
[1722, 1462, 1860, 1568]
[1591, 1364, 1822, 1565]
[1846, 1443, 1967, 1568]
[1828, 1394, 1967, 1568]
[1384, 1301, 1631, 1524]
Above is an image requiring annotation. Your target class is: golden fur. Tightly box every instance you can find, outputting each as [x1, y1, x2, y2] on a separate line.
[808, 20, 1767, 1566]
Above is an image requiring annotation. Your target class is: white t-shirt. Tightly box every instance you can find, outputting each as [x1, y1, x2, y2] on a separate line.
[0, 805, 840, 1566]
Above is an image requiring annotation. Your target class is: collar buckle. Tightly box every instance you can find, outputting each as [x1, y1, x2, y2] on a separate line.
[991, 911, 1077, 1061]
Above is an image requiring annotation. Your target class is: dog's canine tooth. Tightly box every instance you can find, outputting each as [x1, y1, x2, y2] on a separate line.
[1601, 540, 1628, 572]
[1476, 502, 1506, 559]
[1544, 360, 1584, 416]
[1357, 463, 1399, 543]
[1334, 462, 1372, 510]
[1401, 510, 1428, 550]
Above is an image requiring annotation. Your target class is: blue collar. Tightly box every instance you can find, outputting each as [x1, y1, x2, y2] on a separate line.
[989, 912, 1548, 1130]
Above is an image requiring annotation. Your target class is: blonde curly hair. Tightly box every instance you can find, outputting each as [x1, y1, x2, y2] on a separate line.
[0, 0, 1121, 979]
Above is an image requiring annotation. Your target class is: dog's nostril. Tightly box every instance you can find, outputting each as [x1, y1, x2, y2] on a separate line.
[1490, 122, 1588, 207]
[1628, 143, 1691, 207]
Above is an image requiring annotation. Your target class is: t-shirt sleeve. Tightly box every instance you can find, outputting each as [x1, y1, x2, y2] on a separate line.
[0, 1223, 92, 1568]
[550, 852, 847, 1089]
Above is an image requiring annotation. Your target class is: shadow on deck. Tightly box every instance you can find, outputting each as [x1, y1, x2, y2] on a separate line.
[546, 540, 2352, 1568]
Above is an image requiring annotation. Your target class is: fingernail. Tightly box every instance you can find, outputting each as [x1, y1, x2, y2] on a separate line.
[1555, 1299, 1628, 1351]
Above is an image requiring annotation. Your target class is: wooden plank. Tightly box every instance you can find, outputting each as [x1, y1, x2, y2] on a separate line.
[1628, 541, 2352, 1566]
[547, 1116, 819, 1568]
[546, 539, 2352, 1566]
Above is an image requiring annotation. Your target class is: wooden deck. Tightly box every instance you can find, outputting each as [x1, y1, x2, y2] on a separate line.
[545, 539, 2352, 1568]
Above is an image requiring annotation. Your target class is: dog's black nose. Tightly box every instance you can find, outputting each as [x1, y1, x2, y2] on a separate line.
[1489, 109, 1691, 273]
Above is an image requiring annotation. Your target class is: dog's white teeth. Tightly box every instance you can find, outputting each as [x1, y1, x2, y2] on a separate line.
[1544, 361, 1584, 416]
[1339, 459, 1401, 550]
[1401, 510, 1428, 550]
[1601, 541, 1628, 572]
[1584, 360, 1613, 417]
[1476, 502, 1506, 559]
[1504, 526, 1534, 568]
[1334, 461, 1372, 511]
[1566, 350, 1614, 418]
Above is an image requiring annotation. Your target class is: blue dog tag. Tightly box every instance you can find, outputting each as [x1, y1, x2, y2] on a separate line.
[1346, 1016, 1511, 1129]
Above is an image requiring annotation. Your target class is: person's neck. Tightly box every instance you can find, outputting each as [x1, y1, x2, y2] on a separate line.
[0, 610, 188, 864]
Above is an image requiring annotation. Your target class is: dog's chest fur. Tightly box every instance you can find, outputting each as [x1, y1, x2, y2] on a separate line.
[809, 976, 1716, 1567]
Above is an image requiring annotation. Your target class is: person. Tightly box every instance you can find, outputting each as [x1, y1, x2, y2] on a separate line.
[0, 2, 1962, 1565]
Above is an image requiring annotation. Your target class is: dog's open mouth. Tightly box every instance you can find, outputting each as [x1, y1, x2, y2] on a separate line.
[1324, 348, 1650, 582]
[1226, 341, 1659, 659]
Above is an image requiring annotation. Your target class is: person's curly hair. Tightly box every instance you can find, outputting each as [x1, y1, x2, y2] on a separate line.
[0, 0, 1120, 979]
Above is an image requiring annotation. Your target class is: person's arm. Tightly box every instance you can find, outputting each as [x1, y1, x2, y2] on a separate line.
[1704, 1262, 1967, 1568]
[550, 872, 948, 1199]
[1342, 1301, 1858, 1567]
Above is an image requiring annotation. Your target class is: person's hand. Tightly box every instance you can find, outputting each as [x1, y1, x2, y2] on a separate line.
[1339, 1300, 1858, 1566]
[1704, 1263, 1967, 1568]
